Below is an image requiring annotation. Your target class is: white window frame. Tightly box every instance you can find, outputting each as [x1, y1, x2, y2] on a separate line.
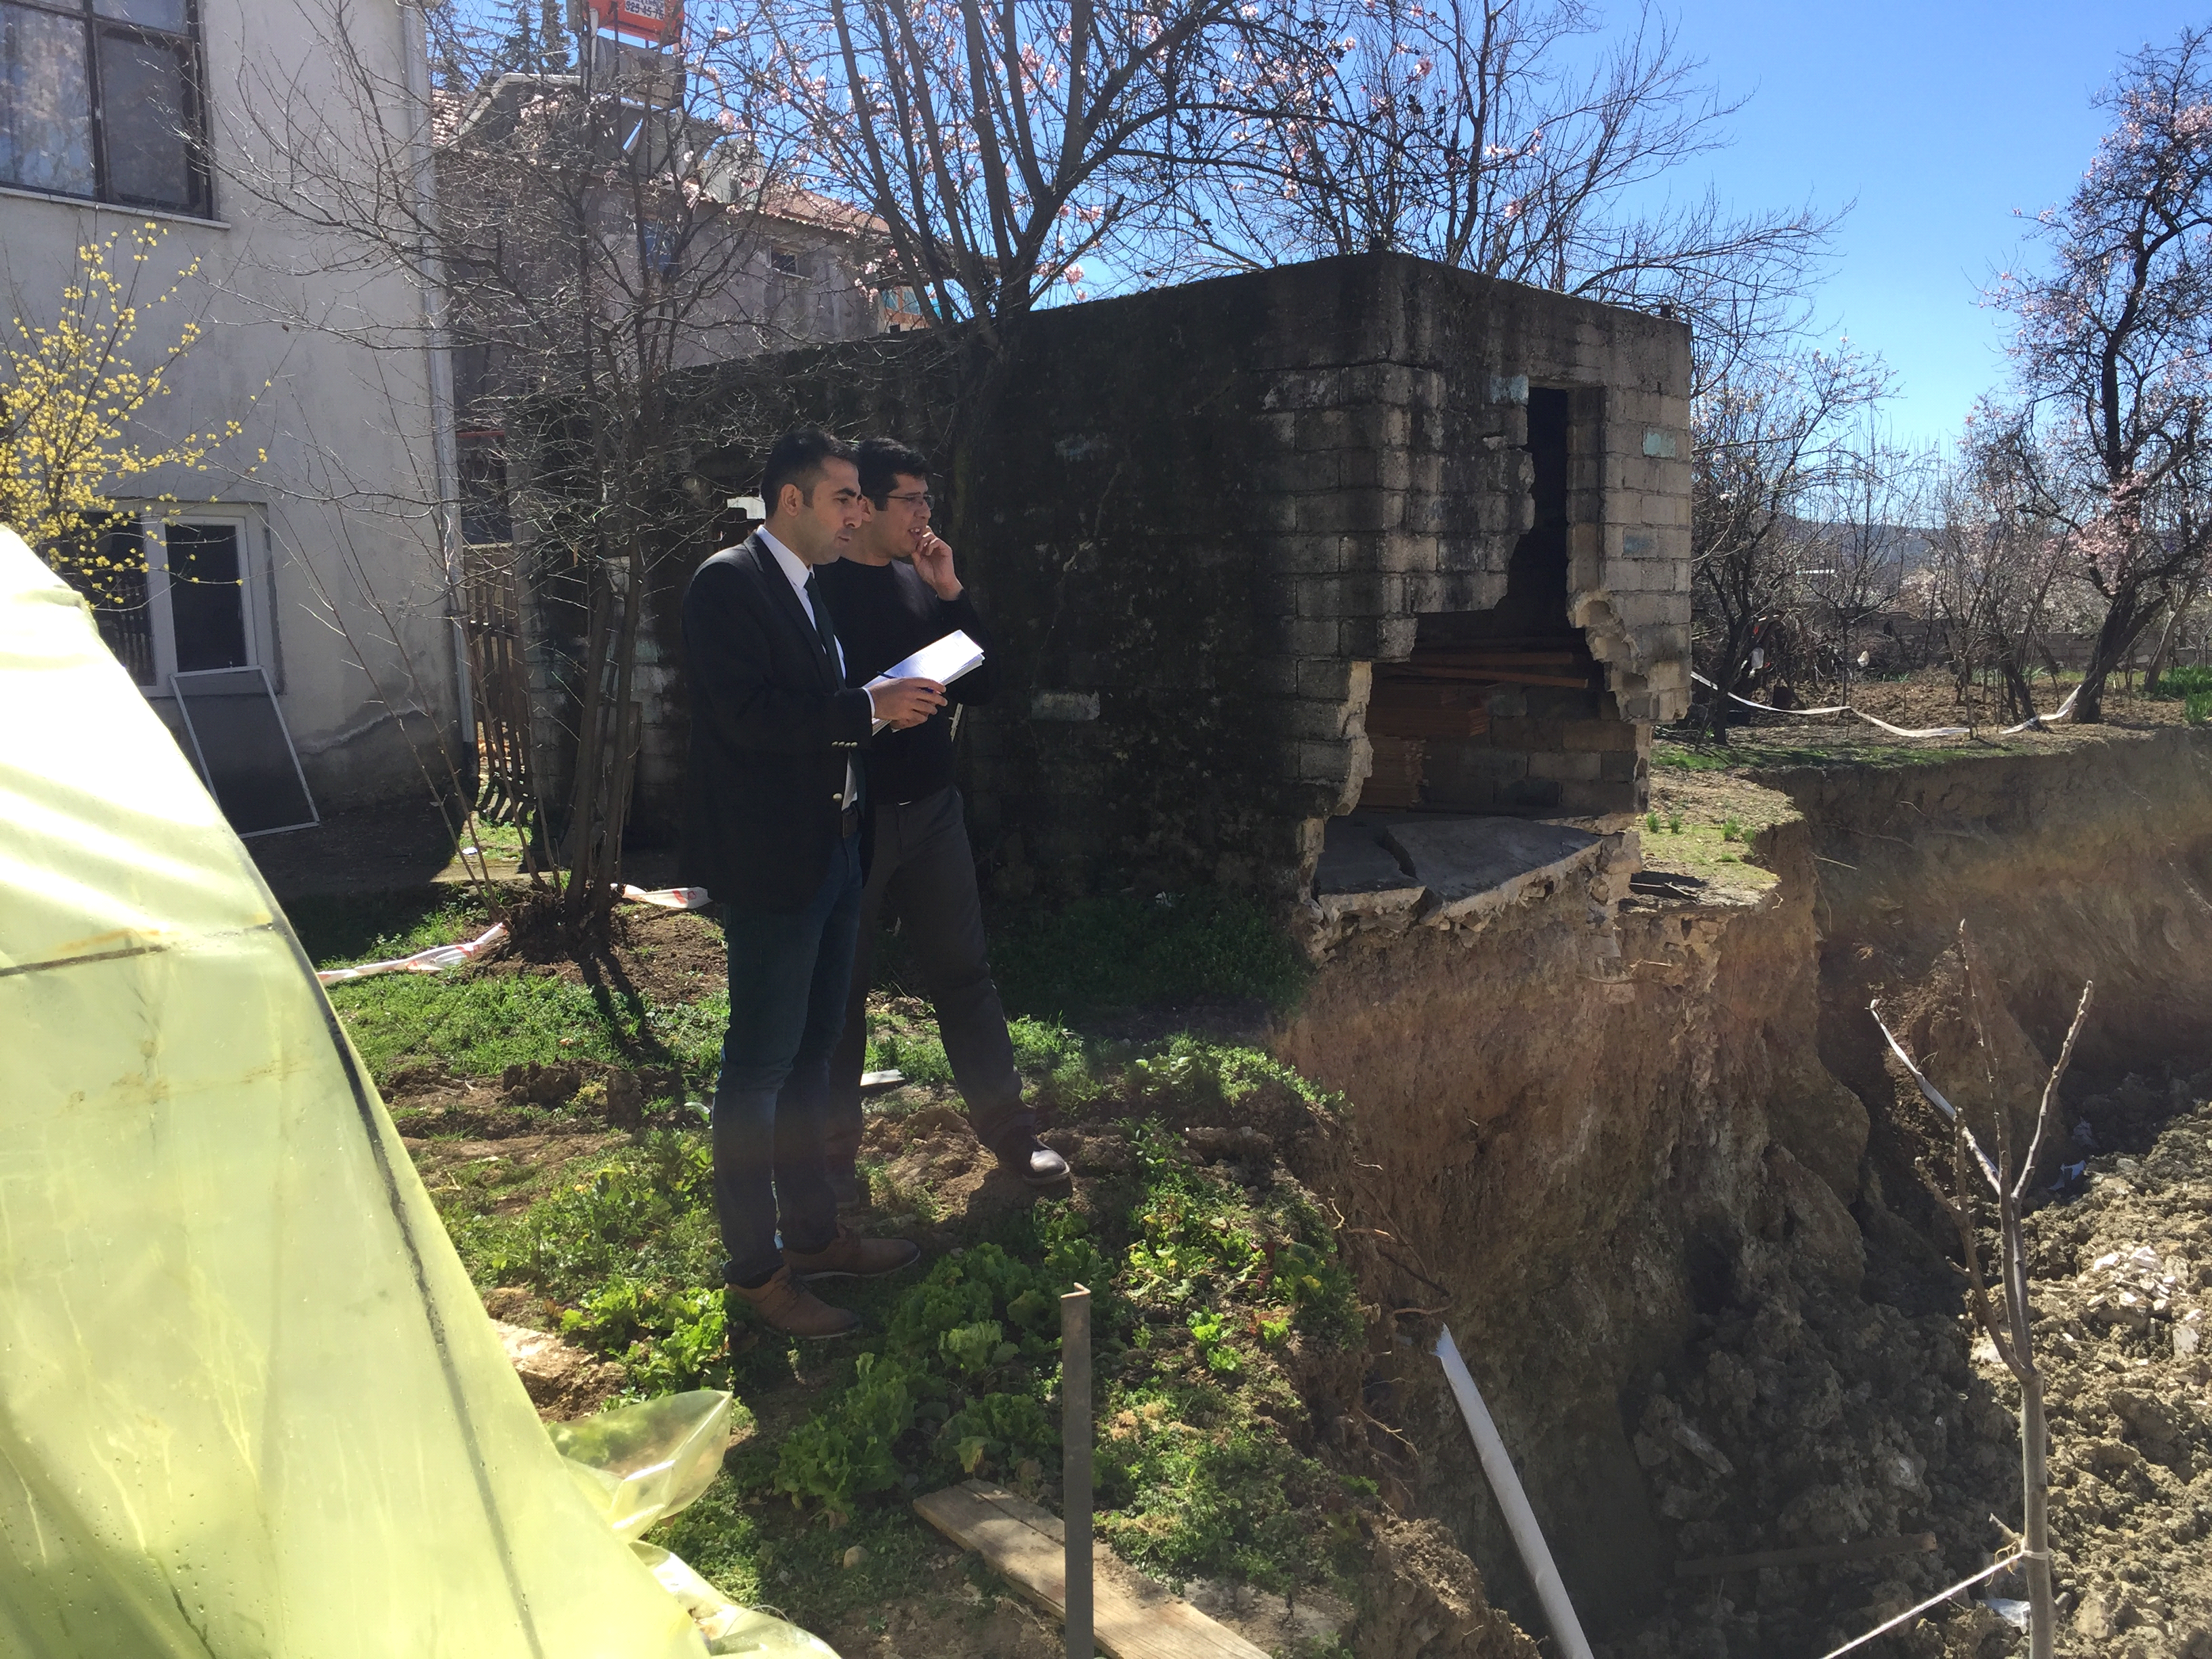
[103, 505, 270, 694]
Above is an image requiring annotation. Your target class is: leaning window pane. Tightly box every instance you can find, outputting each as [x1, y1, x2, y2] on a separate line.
[96, 26, 199, 209]
[91, 0, 188, 35]
[0, 4, 95, 196]
[167, 523, 249, 673]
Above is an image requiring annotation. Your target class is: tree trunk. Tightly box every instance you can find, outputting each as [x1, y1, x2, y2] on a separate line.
[2021, 1366, 2054, 1659]
[1696, 621, 1754, 742]
[2076, 592, 2155, 723]
[2143, 577, 2200, 691]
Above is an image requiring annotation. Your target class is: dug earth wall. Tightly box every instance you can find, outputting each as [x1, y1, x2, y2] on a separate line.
[1273, 726, 2212, 1649]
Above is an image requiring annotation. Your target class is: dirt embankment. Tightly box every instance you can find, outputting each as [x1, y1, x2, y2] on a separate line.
[1769, 726, 2212, 1100]
[1277, 816, 1863, 1635]
[1275, 728, 2212, 1657]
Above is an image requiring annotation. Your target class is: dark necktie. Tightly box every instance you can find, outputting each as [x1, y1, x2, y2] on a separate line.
[802, 571, 840, 670]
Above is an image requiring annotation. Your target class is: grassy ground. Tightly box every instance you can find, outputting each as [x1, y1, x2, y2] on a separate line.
[308, 880, 1364, 1656]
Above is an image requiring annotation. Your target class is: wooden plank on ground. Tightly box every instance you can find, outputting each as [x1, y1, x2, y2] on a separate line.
[914, 1480, 1269, 1659]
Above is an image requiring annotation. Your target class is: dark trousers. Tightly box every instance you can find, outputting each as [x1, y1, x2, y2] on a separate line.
[714, 832, 863, 1285]
[828, 786, 1029, 1169]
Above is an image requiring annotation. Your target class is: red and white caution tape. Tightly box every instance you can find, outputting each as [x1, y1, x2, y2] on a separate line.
[1692, 674, 2080, 740]
[315, 922, 509, 985]
[619, 885, 714, 911]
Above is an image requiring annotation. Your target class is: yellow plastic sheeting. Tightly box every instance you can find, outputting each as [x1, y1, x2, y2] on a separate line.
[554, 1391, 737, 1542]
[550, 1393, 837, 1658]
[0, 525, 702, 1658]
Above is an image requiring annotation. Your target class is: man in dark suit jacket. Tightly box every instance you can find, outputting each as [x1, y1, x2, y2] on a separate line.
[679, 426, 945, 1340]
[818, 438, 1069, 1193]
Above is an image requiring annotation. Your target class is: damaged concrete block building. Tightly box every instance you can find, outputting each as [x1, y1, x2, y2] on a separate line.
[514, 251, 1692, 905]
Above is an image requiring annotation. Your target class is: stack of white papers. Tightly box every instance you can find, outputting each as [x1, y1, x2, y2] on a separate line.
[865, 630, 985, 731]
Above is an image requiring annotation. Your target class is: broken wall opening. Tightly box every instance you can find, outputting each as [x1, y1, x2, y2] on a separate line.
[1357, 386, 1645, 819]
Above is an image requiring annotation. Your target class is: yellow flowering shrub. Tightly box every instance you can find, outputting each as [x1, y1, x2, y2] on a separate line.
[0, 223, 263, 602]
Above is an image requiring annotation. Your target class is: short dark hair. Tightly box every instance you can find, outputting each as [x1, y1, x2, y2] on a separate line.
[857, 436, 931, 508]
[761, 426, 857, 516]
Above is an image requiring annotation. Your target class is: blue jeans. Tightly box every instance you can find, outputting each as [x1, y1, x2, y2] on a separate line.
[714, 834, 863, 1285]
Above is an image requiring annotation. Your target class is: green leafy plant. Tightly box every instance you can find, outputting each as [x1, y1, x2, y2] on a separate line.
[1187, 1309, 1242, 1376]
[2187, 690, 2212, 726]
[940, 1391, 1053, 1475]
[1644, 810, 1660, 832]
[773, 1353, 924, 1512]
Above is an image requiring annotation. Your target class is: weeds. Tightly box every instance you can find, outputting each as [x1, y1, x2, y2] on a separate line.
[314, 883, 1374, 1624]
[1651, 743, 1738, 772]
[2188, 690, 2212, 726]
[983, 890, 1309, 1020]
[2148, 663, 2212, 699]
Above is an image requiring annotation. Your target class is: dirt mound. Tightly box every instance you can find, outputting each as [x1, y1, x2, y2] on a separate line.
[2019, 1087, 2212, 1658]
[1586, 1079, 2212, 1659]
[1357, 1519, 1540, 1659]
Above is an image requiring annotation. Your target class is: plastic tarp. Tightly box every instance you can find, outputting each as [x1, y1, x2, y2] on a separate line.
[0, 525, 705, 1658]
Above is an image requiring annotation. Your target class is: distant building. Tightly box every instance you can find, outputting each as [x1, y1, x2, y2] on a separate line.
[431, 55, 906, 544]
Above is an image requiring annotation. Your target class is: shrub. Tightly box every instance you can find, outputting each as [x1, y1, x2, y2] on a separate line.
[2150, 663, 2212, 698]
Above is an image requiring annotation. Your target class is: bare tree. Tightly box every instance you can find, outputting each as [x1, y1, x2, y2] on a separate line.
[1800, 424, 1923, 699]
[747, 0, 1309, 341]
[1917, 421, 2077, 722]
[1994, 24, 2212, 723]
[1689, 343, 1886, 737]
[1183, 0, 1837, 382]
[225, 0, 863, 945]
[1874, 928, 2095, 1659]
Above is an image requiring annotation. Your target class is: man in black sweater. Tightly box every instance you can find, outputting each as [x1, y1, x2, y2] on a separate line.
[680, 427, 947, 1340]
[817, 438, 1070, 1191]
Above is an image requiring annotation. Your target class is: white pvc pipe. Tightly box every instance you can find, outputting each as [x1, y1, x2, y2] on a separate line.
[1433, 1325, 1597, 1659]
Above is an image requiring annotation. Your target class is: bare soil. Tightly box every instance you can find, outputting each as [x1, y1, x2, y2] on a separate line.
[498, 904, 729, 1004]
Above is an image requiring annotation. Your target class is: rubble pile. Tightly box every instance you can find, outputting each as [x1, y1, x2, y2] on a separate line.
[2017, 1085, 2212, 1658]
[1603, 1082, 2212, 1659]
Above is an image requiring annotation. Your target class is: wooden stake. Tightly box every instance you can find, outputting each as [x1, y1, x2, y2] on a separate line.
[1063, 1285, 1093, 1659]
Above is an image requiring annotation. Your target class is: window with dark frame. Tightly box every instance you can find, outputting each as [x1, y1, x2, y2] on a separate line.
[0, 0, 209, 214]
[62, 512, 253, 688]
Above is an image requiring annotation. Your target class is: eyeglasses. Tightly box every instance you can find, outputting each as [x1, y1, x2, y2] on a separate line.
[886, 491, 933, 508]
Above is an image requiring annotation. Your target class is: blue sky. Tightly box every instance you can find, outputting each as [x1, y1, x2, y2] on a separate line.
[1647, 1, 2203, 448]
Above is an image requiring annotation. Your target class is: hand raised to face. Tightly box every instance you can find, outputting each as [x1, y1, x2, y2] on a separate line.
[911, 532, 962, 600]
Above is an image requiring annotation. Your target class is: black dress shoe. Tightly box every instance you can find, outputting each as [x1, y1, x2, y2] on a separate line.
[995, 1132, 1070, 1187]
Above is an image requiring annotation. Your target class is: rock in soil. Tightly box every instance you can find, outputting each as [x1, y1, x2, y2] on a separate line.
[487, 1309, 625, 1420]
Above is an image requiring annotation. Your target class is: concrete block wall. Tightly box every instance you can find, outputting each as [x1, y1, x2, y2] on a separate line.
[524, 251, 1689, 895]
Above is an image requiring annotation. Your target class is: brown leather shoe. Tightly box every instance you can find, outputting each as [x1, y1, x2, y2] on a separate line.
[724, 1267, 859, 1340]
[995, 1130, 1071, 1187]
[782, 1223, 921, 1282]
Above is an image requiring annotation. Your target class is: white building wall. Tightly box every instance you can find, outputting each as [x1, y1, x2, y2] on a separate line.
[0, 0, 462, 814]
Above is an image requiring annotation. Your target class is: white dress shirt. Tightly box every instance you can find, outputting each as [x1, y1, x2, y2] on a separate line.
[758, 529, 857, 810]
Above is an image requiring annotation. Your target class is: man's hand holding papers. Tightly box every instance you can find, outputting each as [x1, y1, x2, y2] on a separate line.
[865, 630, 984, 733]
